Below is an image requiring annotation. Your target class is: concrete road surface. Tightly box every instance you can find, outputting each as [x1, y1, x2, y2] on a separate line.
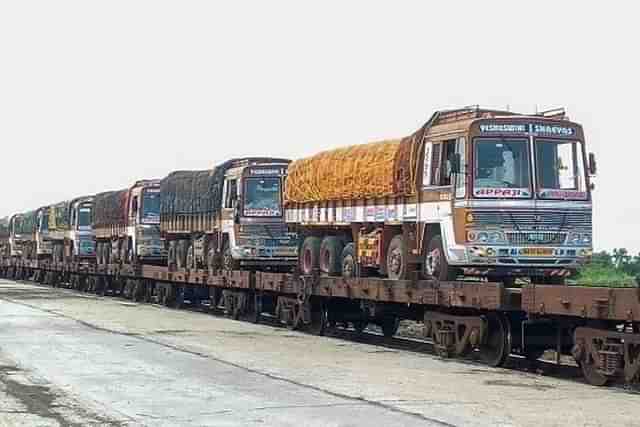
[0, 279, 638, 427]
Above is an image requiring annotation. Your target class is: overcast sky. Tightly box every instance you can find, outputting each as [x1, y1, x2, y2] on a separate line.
[1, 1, 638, 252]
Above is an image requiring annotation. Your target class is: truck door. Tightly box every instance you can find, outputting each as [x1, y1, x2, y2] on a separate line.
[221, 178, 238, 248]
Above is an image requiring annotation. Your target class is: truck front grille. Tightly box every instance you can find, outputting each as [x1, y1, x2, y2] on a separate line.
[506, 232, 567, 246]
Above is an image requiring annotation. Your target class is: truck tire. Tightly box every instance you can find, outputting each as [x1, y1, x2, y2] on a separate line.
[423, 234, 457, 281]
[96, 243, 103, 265]
[319, 236, 344, 276]
[300, 237, 321, 275]
[222, 243, 239, 272]
[186, 242, 195, 270]
[168, 241, 177, 269]
[104, 243, 111, 265]
[177, 240, 188, 270]
[386, 235, 408, 280]
[341, 243, 357, 278]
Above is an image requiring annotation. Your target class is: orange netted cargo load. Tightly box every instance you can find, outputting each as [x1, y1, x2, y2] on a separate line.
[285, 135, 421, 203]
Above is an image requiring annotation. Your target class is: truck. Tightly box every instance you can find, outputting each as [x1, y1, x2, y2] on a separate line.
[94, 180, 165, 266]
[35, 206, 54, 259]
[48, 197, 96, 263]
[0, 217, 10, 257]
[160, 157, 298, 272]
[285, 107, 596, 283]
[8, 211, 37, 259]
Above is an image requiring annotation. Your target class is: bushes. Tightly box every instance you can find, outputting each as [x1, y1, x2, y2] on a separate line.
[574, 249, 639, 287]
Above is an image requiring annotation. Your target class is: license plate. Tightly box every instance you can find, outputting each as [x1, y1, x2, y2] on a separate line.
[521, 248, 553, 256]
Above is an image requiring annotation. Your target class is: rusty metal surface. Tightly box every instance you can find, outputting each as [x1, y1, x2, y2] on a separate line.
[523, 284, 640, 322]
[209, 270, 252, 289]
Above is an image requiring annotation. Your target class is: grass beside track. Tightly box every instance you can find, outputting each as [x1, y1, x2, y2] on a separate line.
[572, 265, 638, 287]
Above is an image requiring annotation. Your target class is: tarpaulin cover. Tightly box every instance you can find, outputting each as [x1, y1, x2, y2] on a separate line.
[49, 201, 71, 231]
[284, 136, 420, 203]
[161, 158, 290, 217]
[94, 190, 128, 227]
[160, 170, 221, 216]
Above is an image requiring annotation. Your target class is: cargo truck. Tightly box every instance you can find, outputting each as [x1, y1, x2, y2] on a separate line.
[285, 107, 596, 283]
[161, 158, 298, 272]
[94, 179, 165, 266]
[48, 197, 96, 262]
[35, 206, 54, 258]
[8, 211, 37, 259]
[0, 217, 10, 257]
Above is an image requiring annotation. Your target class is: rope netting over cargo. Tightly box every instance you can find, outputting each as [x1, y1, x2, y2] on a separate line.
[160, 170, 223, 216]
[94, 190, 127, 227]
[285, 135, 422, 203]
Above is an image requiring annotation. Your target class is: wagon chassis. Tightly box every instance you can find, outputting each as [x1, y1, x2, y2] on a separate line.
[1, 257, 639, 387]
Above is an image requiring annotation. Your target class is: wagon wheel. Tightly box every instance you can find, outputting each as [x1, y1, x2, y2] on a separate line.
[479, 313, 510, 367]
[580, 357, 609, 386]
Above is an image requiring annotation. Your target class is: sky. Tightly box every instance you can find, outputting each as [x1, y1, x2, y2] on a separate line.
[1, 1, 638, 252]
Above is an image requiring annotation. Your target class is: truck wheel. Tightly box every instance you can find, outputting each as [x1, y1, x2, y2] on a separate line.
[168, 241, 177, 269]
[207, 247, 217, 274]
[222, 244, 239, 272]
[177, 240, 188, 270]
[341, 243, 357, 278]
[386, 235, 408, 280]
[423, 234, 457, 281]
[186, 243, 195, 270]
[319, 237, 344, 276]
[300, 237, 321, 275]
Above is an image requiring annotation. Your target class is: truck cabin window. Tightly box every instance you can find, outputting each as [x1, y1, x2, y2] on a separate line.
[428, 140, 456, 186]
[244, 177, 282, 217]
[474, 139, 531, 193]
[535, 139, 587, 199]
[141, 190, 161, 222]
[78, 207, 92, 227]
[39, 212, 49, 232]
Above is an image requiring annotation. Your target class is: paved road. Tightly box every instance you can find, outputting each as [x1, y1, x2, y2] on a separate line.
[0, 279, 638, 427]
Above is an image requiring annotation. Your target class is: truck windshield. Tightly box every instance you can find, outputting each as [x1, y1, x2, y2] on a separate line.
[473, 138, 531, 198]
[39, 212, 49, 232]
[244, 177, 282, 217]
[141, 189, 161, 223]
[78, 207, 92, 227]
[535, 139, 588, 199]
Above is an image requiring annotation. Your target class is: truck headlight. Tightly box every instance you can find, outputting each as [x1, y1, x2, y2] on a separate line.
[467, 230, 506, 244]
[567, 232, 591, 246]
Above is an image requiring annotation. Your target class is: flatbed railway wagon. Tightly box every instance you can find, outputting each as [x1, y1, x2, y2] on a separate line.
[2, 255, 639, 387]
[1, 106, 637, 387]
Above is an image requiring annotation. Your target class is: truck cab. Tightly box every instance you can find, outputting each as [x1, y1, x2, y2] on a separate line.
[125, 180, 165, 263]
[65, 197, 96, 262]
[220, 162, 298, 269]
[8, 212, 36, 259]
[421, 108, 595, 282]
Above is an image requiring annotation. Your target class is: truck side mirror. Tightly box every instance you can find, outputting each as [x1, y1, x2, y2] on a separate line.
[449, 153, 461, 174]
[588, 152, 597, 176]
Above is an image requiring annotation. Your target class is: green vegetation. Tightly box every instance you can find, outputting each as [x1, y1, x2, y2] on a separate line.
[573, 249, 639, 287]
